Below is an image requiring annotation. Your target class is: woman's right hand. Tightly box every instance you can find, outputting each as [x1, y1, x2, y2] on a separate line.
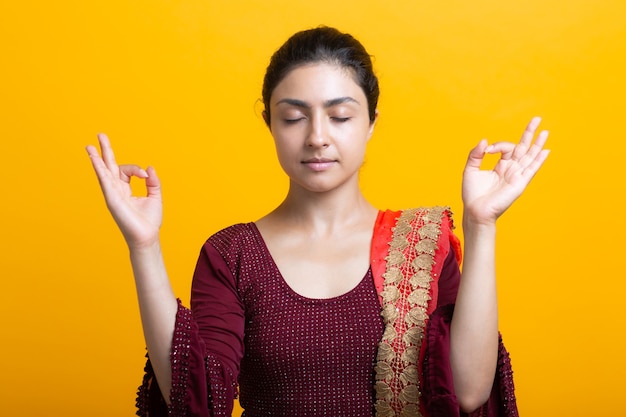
[86, 133, 162, 249]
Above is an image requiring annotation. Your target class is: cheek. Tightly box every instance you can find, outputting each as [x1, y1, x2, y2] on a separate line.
[272, 135, 298, 161]
[339, 125, 371, 149]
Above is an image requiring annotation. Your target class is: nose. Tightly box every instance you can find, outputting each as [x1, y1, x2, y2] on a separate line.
[305, 116, 330, 148]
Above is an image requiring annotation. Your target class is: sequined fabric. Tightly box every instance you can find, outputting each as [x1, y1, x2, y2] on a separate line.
[135, 210, 518, 417]
[136, 303, 199, 416]
[136, 301, 238, 417]
[216, 223, 385, 416]
[170, 303, 193, 415]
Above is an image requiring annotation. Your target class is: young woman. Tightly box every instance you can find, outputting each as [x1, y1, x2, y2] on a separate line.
[86, 27, 549, 417]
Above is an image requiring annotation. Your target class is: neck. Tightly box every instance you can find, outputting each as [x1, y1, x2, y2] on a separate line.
[270, 180, 377, 236]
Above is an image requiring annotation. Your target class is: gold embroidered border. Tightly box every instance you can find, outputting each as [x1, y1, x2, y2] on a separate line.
[374, 207, 446, 417]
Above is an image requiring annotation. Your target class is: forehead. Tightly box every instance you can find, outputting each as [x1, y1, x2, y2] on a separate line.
[270, 63, 364, 105]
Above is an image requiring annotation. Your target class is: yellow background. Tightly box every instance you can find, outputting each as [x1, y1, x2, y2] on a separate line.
[1, 1, 624, 415]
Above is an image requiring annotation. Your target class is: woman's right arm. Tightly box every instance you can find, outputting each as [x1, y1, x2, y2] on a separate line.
[86, 133, 177, 402]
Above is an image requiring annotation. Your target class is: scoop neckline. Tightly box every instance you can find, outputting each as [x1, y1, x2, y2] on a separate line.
[247, 214, 381, 302]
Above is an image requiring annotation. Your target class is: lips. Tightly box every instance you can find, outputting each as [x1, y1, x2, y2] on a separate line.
[302, 157, 337, 171]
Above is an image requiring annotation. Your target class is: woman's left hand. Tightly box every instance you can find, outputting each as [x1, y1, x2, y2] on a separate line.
[462, 116, 550, 225]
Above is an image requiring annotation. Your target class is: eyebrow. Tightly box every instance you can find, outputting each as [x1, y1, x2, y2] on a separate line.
[275, 97, 360, 108]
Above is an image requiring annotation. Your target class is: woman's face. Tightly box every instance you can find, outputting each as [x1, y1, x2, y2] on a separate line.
[268, 63, 377, 194]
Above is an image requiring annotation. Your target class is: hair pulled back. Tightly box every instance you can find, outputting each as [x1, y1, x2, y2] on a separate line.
[262, 26, 379, 126]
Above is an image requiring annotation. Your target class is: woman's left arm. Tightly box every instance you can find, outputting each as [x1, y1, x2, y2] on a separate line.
[450, 117, 550, 412]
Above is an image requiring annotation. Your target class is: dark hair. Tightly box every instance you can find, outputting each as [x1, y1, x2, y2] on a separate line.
[262, 26, 379, 126]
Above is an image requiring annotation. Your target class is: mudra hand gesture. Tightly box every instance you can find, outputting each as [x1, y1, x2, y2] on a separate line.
[86, 133, 163, 249]
[462, 116, 550, 225]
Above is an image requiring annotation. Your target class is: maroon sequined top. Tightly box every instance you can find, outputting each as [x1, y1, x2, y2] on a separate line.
[135, 220, 516, 417]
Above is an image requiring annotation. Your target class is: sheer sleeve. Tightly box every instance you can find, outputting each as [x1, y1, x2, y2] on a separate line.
[136, 240, 245, 417]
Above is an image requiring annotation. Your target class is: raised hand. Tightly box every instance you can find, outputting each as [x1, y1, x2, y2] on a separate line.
[87, 135, 176, 400]
[86, 134, 162, 248]
[462, 117, 550, 225]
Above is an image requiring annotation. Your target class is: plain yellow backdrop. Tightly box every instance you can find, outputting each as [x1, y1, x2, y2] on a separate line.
[1, 1, 624, 415]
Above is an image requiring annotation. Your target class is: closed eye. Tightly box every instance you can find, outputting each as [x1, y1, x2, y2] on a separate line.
[283, 118, 305, 124]
[331, 117, 351, 123]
